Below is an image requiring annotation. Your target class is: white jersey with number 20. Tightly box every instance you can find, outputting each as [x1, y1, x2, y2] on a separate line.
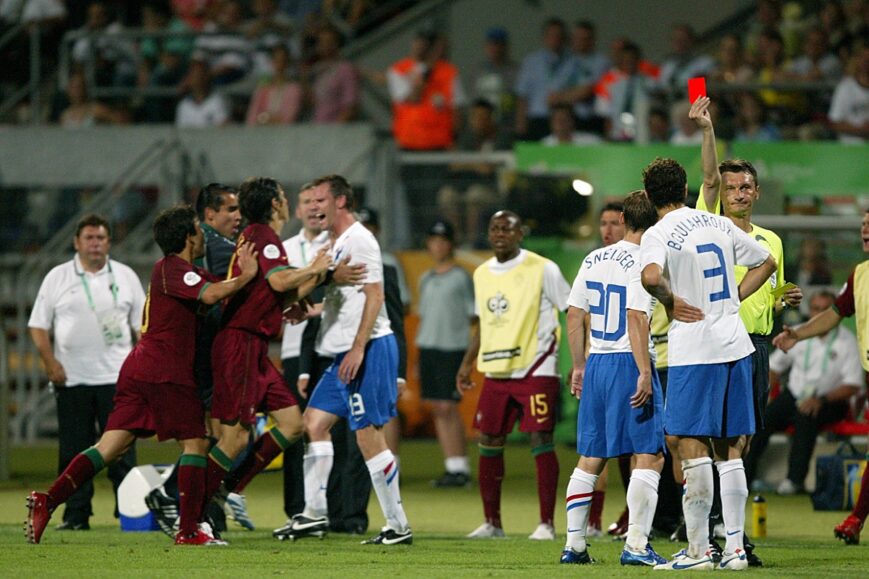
[640, 207, 769, 367]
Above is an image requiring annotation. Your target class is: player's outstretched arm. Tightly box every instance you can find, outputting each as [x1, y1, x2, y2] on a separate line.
[331, 256, 367, 285]
[566, 306, 587, 399]
[268, 248, 333, 294]
[456, 317, 480, 395]
[737, 255, 777, 302]
[690, 96, 720, 210]
[200, 242, 259, 304]
[773, 307, 842, 352]
[627, 309, 652, 408]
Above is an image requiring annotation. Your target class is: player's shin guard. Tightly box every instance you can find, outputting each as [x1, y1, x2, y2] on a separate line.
[625, 469, 661, 551]
[715, 458, 749, 553]
[682, 457, 714, 558]
[302, 441, 334, 518]
[532, 443, 559, 526]
[178, 454, 207, 535]
[852, 460, 869, 523]
[203, 446, 233, 503]
[46, 447, 105, 510]
[225, 429, 292, 494]
[478, 445, 505, 528]
[565, 468, 598, 552]
[367, 449, 409, 532]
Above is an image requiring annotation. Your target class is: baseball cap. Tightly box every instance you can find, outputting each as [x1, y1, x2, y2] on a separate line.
[427, 219, 455, 241]
[486, 27, 508, 44]
[356, 207, 379, 228]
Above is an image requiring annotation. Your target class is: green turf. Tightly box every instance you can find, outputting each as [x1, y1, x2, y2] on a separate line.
[0, 440, 865, 577]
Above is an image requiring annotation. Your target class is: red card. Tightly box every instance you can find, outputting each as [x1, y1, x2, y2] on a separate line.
[688, 77, 706, 103]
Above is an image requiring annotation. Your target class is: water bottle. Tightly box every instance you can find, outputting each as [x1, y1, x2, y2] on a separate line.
[752, 495, 767, 538]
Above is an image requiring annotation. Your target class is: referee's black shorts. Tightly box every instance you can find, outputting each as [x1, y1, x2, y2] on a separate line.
[749, 333, 770, 432]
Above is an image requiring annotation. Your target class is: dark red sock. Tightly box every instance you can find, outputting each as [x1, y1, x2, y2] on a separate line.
[478, 448, 505, 528]
[177, 455, 206, 535]
[589, 490, 606, 530]
[618, 455, 632, 489]
[203, 447, 232, 504]
[533, 447, 559, 526]
[852, 463, 869, 522]
[225, 430, 288, 493]
[46, 448, 104, 510]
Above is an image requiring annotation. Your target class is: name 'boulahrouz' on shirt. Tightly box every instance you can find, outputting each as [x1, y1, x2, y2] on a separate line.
[666, 213, 732, 250]
[583, 246, 635, 271]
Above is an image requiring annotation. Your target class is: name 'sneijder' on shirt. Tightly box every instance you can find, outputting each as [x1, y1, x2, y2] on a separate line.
[582, 246, 636, 272]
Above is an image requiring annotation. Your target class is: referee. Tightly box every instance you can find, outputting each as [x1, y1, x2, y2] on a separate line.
[690, 96, 803, 566]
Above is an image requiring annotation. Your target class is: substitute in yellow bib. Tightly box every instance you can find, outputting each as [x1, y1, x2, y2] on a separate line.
[456, 210, 571, 540]
[773, 209, 869, 546]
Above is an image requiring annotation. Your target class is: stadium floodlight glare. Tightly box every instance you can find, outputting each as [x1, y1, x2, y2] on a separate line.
[572, 179, 594, 197]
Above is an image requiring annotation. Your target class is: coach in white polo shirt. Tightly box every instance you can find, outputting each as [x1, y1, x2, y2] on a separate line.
[29, 214, 145, 531]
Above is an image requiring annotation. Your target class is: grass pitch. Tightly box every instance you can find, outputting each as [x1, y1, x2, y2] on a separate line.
[0, 440, 865, 577]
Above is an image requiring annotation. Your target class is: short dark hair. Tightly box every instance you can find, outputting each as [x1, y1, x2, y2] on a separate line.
[623, 190, 658, 232]
[195, 182, 237, 220]
[471, 98, 495, 113]
[238, 177, 282, 224]
[153, 205, 197, 256]
[719, 159, 759, 187]
[599, 201, 624, 217]
[621, 40, 641, 58]
[309, 174, 355, 211]
[75, 214, 111, 238]
[574, 19, 595, 32]
[543, 17, 566, 33]
[549, 102, 573, 116]
[642, 157, 687, 209]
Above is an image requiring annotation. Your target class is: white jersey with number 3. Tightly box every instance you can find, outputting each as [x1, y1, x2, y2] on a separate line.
[640, 207, 769, 367]
[569, 240, 654, 355]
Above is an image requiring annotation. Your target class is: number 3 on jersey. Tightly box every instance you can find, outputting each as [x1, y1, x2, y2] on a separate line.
[586, 282, 626, 341]
[696, 243, 731, 302]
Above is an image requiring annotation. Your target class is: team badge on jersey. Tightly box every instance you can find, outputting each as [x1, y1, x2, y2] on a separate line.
[183, 271, 202, 286]
[263, 244, 280, 259]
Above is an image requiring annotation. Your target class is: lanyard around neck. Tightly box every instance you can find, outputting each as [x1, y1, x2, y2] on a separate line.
[803, 327, 838, 377]
[76, 259, 118, 311]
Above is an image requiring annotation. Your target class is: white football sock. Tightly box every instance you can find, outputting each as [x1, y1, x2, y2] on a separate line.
[682, 457, 714, 559]
[445, 456, 470, 475]
[565, 467, 598, 552]
[716, 458, 749, 553]
[625, 468, 661, 551]
[367, 449, 409, 532]
[302, 441, 333, 518]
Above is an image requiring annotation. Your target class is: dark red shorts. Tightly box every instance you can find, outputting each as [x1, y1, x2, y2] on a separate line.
[473, 375, 560, 436]
[211, 327, 297, 426]
[106, 368, 206, 442]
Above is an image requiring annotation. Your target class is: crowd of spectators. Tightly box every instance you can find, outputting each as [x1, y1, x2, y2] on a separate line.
[0, 0, 867, 142]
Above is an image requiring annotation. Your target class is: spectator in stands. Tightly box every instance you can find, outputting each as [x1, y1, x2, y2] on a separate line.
[245, 0, 293, 77]
[819, 0, 854, 63]
[139, 1, 193, 74]
[309, 24, 358, 123]
[60, 72, 125, 127]
[668, 99, 703, 145]
[540, 103, 601, 145]
[71, 1, 136, 87]
[756, 28, 805, 117]
[745, 0, 785, 65]
[514, 18, 576, 140]
[734, 92, 782, 142]
[657, 23, 715, 97]
[547, 20, 609, 134]
[470, 27, 517, 137]
[828, 45, 869, 143]
[245, 44, 302, 125]
[388, 30, 466, 150]
[710, 33, 753, 84]
[172, 0, 213, 31]
[194, 0, 252, 85]
[175, 58, 230, 126]
[594, 40, 658, 141]
[745, 290, 865, 495]
[322, 0, 369, 31]
[438, 99, 510, 247]
[648, 107, 671, 142]
[141, 43, 189, 123]
[787, 28, 842, 81]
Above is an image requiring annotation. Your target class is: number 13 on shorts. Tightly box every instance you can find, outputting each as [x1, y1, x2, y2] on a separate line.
[529, 393, 550, 423]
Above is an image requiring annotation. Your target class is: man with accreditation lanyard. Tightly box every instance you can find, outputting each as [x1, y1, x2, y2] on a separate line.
[689, 96, 802, 566]
[29, 214, 145, 531]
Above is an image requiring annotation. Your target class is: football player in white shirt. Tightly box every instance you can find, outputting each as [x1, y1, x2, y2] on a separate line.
[286, 175, 412, 546]
[639, 158, 776, 571]
[561, 191, 667, 566]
